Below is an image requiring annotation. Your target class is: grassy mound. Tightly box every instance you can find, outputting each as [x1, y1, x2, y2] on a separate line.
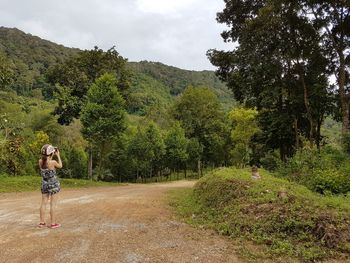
[0, 175, 118, 193]
[171, 168, 350, 262]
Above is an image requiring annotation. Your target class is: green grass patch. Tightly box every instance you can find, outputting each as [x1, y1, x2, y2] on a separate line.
[140, 171, 200, 184]
[170, 168, 350, 262]
[0, 175, 119, 193]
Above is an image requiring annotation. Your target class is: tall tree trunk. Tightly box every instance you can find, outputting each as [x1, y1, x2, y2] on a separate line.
[98, 143, 105, 181]
[293, 117, 299, 149]
[278, 88, 286, 162]
[298, 63, 314, 147]
[88, 145, 93, 181]
[197, 159, 201, 178]
[280, 144, 286, 163]
[316, 116, 323, 150]
[339, 54, 349, 134]
[310, 5, 349, 134]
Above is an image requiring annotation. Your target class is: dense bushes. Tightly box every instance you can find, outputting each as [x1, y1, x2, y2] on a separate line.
[175, 168, 350, 262]
[0, 94, 88, 177]
[342, 132, 350, 154]
[276, 147, 350, 194]
[0, 89, 222, 181]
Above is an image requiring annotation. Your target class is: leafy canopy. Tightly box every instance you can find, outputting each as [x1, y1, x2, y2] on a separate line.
[47, 46, 130, 125]
[80, 73, 126, 145]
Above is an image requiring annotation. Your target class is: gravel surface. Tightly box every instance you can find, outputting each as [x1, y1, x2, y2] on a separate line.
[0, 180, 241, 263]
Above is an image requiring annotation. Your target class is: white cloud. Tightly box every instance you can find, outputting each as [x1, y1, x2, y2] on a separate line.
[136, 0, 198, 14]
[0, 0, 231, 70]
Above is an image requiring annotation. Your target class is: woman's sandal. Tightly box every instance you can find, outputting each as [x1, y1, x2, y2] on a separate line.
[37, 222, 46, 228]
[50, 223, 61, 229]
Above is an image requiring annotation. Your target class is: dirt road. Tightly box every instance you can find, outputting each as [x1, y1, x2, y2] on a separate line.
[0, 181, 241, 263]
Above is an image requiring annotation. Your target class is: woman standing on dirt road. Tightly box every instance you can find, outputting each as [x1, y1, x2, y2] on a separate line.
[38, 144, 63, 229]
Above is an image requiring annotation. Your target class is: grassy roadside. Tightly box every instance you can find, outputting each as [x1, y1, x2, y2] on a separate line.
[169, 168, 350, 262]
[0, 175, 119, 193]
[140, 171, 200, 184]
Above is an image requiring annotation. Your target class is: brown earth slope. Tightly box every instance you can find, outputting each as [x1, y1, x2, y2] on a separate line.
[0, 181, 241, 263]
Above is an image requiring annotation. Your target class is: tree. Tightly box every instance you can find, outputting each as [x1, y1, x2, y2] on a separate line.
[186, 138, 204, 176]
[60, 145, 88, 179]
[80, 73, 126, 180]
[108, 133, 133, 182]
[29, 131, 49, 154]
[127, 122, 165, 181]
[28, 109, 64, 145]
[173, 86, 228, 167]
[127, 127, 150, 181]
[144, 122, 166, 178]
[208, 0, 334, 159]
[46, 46, 130, 125]
[228, 107, 260, 167]
[0, 53, 14, 90]
[303, 1, 350, 134]
[164, 123, 189, 174]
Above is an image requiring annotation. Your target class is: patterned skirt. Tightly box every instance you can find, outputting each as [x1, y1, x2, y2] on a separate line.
[40, 169, 61, 195]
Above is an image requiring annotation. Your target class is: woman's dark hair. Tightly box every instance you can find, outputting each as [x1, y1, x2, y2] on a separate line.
[41, 153, 53, 169]
[41, 155, 48, 169]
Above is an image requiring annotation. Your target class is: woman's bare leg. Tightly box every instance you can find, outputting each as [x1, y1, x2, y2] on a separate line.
[50, 193, 59, 225]
[39, 194, 49, 223]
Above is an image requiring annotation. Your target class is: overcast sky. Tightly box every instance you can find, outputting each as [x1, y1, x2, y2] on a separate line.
[0, 0, 232, 71]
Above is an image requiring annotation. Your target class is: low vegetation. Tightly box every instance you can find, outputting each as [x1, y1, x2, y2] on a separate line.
[277, 146, 350, 195]
[171, 168, 350, 262]
[0, 175, 117, 193]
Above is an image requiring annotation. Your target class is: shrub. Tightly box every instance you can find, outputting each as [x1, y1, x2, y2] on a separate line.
[308, 168, 350, 194]
[277, 146, 350, 194]
[342, 132, 350, 154]
[260, 150, 281, 171]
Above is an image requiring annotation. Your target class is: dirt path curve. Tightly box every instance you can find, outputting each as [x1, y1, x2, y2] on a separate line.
[0, 181, 241, 263]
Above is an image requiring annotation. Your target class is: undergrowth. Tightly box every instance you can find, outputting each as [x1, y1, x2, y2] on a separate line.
[170, 168, 350, 262]
[277, 146, 350, 195]
[0, 175, 118, 193]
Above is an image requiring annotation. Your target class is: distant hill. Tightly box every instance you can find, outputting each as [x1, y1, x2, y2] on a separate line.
[129, 61, 235, 110]
[0, 26, 235, 112]
[0, 27, 78, 67]
[0, 27, 79, 95]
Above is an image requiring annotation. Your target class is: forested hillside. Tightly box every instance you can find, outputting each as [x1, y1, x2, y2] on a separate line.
[0, 26, 238, 182]
[0, 27, 78, 95]
[0, 27, 234, 111]
[129, 61, 235, 110]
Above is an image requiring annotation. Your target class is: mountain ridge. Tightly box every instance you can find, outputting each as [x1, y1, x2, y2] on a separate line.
[0, 26, 234, 111]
